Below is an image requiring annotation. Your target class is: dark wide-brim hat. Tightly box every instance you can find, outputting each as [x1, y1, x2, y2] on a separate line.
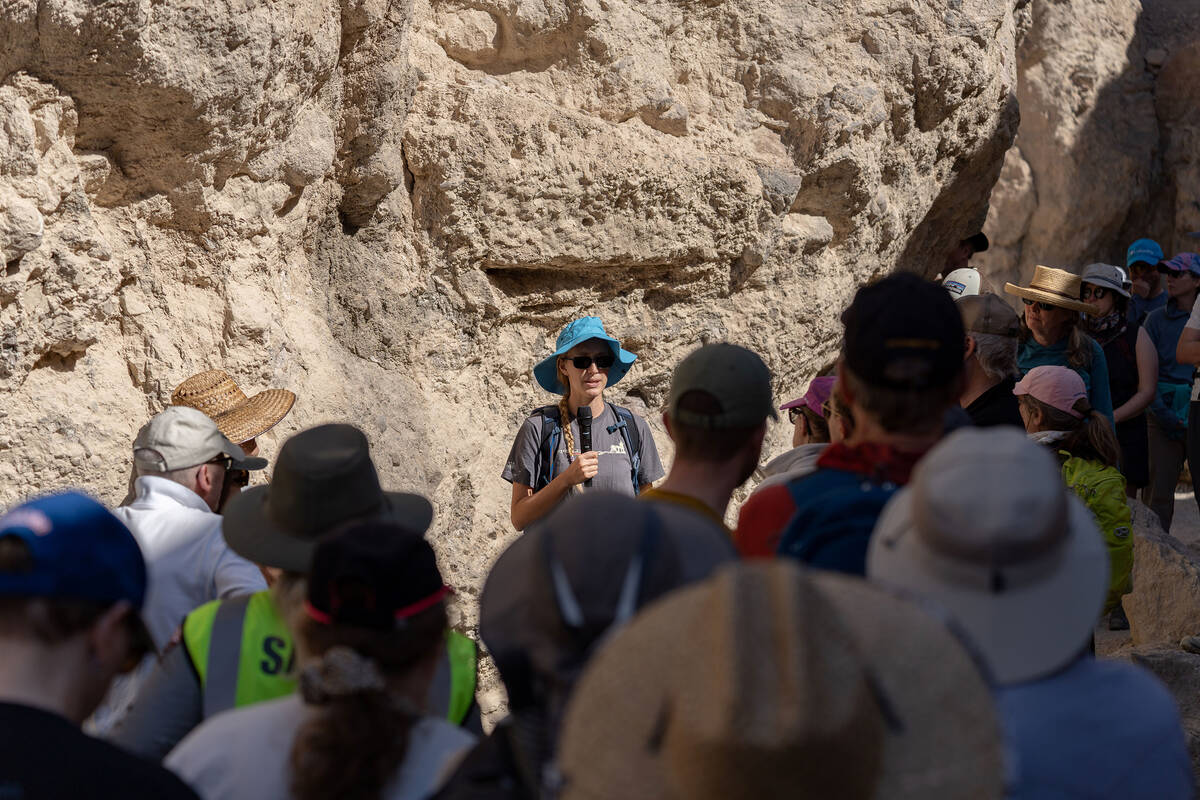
[222, 424, 433, 573]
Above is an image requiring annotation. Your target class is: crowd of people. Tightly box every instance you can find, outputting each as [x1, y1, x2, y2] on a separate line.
[2, 239, 1200, 798]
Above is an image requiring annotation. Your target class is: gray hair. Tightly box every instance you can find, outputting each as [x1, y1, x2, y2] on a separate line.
[969, 332, 1019, 382]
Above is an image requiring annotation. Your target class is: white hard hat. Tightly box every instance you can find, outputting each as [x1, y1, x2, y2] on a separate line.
[943, 268, 981, 299]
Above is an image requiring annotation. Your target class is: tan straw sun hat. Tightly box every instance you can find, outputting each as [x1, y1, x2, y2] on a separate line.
[558, 561, 1003, 800]
[171, 370, 296, 445]
[1003, 265, 1093, 314]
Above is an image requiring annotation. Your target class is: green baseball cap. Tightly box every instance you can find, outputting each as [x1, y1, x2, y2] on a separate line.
[667, 343, 777, 430]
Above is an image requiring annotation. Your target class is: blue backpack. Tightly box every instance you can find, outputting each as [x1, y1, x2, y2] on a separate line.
[775, 469, 902, 576]
[531, 404, 642, 495]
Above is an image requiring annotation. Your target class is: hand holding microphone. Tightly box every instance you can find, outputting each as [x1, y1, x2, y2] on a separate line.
[577, 406, 594, 488]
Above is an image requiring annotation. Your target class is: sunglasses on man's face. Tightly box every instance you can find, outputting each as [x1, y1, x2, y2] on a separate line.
[569, 354, 615, 370]
[788, 408, 803, 424]
[1022, 298, 1058, 312]
[1081, 286, 1108, 301]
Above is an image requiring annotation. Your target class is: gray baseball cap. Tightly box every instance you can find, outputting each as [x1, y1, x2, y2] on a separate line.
[667, 343, 777, 430]
[958, 293, 1019, 338]
[133, 406, 268, 473]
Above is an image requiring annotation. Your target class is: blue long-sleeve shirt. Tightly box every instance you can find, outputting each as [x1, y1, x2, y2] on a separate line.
[1018, 336, 1114, 424]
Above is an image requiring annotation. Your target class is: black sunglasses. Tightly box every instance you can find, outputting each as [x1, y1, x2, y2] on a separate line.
[568, 354, 615, 370]
[1021, 298, 1058, 311]
[788, 407, 803, 424]
[1080, 286, 1108, 300]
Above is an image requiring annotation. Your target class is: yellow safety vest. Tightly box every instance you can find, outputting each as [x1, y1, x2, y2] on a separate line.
[182, 591, 478, 723]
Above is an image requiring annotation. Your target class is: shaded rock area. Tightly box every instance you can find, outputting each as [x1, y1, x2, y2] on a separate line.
[1129, 647, 1200, 779]
[0, 0, 1027, 619]
[976, 0, 1200, 290]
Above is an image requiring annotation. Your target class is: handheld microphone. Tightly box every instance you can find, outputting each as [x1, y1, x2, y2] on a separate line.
[577, 406, 593, 488]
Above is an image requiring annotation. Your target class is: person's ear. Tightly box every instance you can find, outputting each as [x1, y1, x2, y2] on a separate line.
[963, 334, 976, 362]
[835, 361, 854, 405]
[195, 464, 216, 495]
[662, 411, 673, 439]
[88, 601, 135, 675]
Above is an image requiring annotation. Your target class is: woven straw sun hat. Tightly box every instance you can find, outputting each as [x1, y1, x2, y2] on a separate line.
[1003, 265, 1093, 314]
[558, 561, 1003, 800]
[171, 370, 297, 445]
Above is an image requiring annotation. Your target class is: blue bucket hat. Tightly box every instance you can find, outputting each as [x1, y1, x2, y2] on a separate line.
[1126, 238, 1163, 270]
[534, 317, 638, 395]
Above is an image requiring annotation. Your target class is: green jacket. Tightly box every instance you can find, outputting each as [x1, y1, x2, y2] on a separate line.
[182, 590, 478, 724]
[1060, 454, 1133, 613]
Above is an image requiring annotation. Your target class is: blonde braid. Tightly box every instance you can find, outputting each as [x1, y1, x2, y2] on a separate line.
[557, 358, 576, 462]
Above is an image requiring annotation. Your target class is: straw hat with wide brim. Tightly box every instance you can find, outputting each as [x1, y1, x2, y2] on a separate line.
[171, 370, 297, 445]
[1003, 265, 1093, 314]
[558, 561, 1004, 800]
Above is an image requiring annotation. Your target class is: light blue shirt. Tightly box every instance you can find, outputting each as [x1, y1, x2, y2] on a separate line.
[998, 656, 1192, 799]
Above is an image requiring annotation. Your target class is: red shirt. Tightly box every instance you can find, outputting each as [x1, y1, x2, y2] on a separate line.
[734, 442, 926, 559]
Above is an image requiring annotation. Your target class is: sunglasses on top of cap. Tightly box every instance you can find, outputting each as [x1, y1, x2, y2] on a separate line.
[567, 354, 615, 370]
[1021, 298, 1059, 311]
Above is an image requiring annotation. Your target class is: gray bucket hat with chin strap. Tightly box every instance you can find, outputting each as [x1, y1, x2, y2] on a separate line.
[1080, 263, 1132, 299]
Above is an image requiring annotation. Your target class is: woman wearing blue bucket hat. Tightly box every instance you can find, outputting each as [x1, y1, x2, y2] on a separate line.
[502, 317, 664, 530]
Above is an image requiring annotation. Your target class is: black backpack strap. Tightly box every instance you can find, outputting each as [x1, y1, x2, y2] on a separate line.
[533, 406, 562, 492]
[607, 404, 642, 494]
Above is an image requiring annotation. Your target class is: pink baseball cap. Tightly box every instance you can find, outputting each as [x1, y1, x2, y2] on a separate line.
[780, 376, 836, 418]
[1013, 366, 1087, 419]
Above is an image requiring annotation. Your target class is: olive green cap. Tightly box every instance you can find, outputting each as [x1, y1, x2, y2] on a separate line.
[667, 343, 777, 430]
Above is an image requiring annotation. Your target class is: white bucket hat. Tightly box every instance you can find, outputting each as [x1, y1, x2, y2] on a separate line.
[868, 427, 1108, 685]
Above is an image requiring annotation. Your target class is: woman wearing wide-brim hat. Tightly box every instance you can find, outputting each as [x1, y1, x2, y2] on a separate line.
[1079, 263, 1156, 495]
[1005, 265, 1114, 423]
[502, 317, 664, 531]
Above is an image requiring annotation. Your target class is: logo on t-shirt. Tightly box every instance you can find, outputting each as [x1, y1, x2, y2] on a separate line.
[606, 442, 627, 456]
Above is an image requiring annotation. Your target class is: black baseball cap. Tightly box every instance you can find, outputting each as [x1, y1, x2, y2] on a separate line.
[842, 272, 965, 390]
[305, 521, 451, 630]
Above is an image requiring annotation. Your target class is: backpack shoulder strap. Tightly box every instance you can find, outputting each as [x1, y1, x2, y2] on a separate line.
[533, 406, 562, 491]
[609, 404, 642, 493]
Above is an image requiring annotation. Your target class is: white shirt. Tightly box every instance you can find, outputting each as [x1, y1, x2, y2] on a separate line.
[89, 476, 267, 735]
[115, 476, 266, 649]
[166, 694, 476, 800]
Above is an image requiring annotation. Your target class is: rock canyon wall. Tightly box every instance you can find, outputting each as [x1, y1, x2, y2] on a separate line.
[976, 0, 1200, 289]
[0, 0, 1027, 620]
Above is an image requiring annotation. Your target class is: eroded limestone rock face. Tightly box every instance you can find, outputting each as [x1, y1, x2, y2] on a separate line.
[976, 0, 1200, 289]
[1, 1, 1024, 618]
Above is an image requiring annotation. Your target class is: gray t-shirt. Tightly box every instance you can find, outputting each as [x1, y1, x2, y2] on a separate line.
[502, 404, 664, 495]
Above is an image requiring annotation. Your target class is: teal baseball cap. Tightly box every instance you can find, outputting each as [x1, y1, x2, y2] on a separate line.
[534, 317, 638, 395]
[1126, 238, 1163, 269]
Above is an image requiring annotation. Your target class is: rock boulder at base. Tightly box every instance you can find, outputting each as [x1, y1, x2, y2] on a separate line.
[1123, 502, 1200, 648]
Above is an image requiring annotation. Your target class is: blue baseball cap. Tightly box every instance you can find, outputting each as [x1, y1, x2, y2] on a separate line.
[0, 491, 147, 610]
[1126, 238, 1163, 269]
[533, 317, 638, 395]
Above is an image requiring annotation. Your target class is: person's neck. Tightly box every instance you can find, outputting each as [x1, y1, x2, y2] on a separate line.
[845, 413, 941, 454]
[656, 460, 742, 521]
[568, 395, 605, 418]
[0, 640, 92, 724]
[1031, 326, 1067, 347]
[959, 360, 1001, 408]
